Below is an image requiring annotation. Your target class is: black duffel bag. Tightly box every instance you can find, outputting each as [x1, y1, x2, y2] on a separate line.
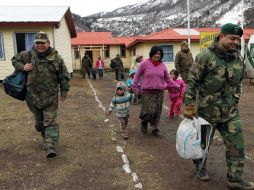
[3, 71, 27, 101]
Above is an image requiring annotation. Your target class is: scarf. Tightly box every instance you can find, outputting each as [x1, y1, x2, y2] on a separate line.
[150, 58, 161, 66]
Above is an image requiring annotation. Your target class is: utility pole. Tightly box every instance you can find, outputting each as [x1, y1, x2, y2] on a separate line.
[241, 0, 245, 58]
[187, 0, 191, 48]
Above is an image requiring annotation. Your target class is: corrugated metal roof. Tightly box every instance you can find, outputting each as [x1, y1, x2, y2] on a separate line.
[0, 6, 68, 22]
[127, 28, 254, 48]
[71, 32, 136, 46]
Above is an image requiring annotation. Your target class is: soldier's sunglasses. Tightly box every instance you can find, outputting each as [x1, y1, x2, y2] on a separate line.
[35, 42, 46, 45]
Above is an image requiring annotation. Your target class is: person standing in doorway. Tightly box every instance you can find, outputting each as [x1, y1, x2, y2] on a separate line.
[81, 52, 92, 79]
[174, 41, 193, 83]
[11, 31, 70, 158]
[95, 56, 105, 79]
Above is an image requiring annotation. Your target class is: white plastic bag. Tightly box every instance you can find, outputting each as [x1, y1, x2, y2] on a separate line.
[176, 117, 211, 160]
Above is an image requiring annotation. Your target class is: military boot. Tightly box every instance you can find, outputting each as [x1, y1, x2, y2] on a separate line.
[227, 175, 254, 190]
[193, 159, 209, 181]
[46, 147, 57, 158]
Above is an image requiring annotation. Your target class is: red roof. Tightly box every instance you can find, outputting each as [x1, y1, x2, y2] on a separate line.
[71, 32, 136, 46]
[127, 28, 254, 48]
[71, 28, 254, 48]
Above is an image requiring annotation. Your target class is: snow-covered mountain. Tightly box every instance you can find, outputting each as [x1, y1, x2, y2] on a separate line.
[72, 0, 254, 36]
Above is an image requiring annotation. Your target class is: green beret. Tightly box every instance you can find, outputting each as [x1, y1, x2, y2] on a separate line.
[181, 41, 188, 46]
[221, 23, 243, 37]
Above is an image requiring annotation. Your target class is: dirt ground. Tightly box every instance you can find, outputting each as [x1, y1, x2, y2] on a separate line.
[0, 72, 254, 190]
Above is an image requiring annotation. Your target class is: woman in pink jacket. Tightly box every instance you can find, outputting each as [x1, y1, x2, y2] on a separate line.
[167, 69, 186, 119]
[95, 56, 105, 79]
[132, 46, 179, 137]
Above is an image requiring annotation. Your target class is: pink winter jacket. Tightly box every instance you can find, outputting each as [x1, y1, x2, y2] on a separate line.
[133, 58, 179, 94]
[168, 77, 186, 100]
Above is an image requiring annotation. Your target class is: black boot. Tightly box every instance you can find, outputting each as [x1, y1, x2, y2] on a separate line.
[46, 147, 57, 158]
[152, 129, 162, 138]
[227, 175, 254, 190]
[141, 122, 147, 135]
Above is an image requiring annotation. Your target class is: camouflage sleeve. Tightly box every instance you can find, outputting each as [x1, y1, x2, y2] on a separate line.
[174, 52, 181, 73]
[11, 51, 30, 71]
[58, 56, 71, 95]
[235, 58, 244, 101]
[184, 52, 208, 106]
[235, 83, 242, 102]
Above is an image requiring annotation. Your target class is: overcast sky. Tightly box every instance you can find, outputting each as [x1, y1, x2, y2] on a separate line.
[0, 0, 144, 16]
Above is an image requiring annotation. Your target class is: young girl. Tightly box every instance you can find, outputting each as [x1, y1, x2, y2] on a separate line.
[107, 82, 132, 139]
[167, 69, 186, 119]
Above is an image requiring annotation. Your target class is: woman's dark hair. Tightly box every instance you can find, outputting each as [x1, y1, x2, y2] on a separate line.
[170, 69, 179, 77]
[149, 46, 163, 61]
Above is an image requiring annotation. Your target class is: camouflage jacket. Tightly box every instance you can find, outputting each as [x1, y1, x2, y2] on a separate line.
[11, 48, 70, 107]
[184, 37, 244, 122]
[174, 50, 193, 74]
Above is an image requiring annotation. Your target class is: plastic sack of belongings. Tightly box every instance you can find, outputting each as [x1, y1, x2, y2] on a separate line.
[176, 117, 212, 160]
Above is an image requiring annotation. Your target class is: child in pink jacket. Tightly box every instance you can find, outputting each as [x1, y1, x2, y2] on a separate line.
[167, 69, 186, 119]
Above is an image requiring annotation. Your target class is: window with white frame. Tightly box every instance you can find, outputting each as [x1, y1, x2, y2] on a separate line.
[0, 33, 5, 60]
[160, 45, 174, 63]
[15, 32, 36, 53]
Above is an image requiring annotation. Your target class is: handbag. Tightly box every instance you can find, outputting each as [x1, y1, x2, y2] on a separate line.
[2, 51, 31, 101]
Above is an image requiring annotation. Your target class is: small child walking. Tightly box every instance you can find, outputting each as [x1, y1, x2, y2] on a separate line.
[107, 82, 132, 139]
[167, 69, 186, 119]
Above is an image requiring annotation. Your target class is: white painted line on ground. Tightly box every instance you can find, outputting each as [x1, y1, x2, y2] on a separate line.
[86, 79, 143, 188]
[122, 154, 129, 164]
[87, 79, 106, 113]
[116, 146, 124, 153]
[123, 163, 131, 173]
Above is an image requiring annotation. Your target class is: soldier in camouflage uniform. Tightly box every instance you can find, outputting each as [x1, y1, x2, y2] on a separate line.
[112, 54, 124, 81]
[183, 23, 254, 189]
[12, 31, 70, 158]
[81, 52, 92, 79]
[174, 41, 193, 83]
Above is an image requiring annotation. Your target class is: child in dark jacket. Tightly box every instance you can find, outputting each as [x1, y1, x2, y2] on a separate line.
[167, 69, 186, 119]
[107, 82, 132, 139]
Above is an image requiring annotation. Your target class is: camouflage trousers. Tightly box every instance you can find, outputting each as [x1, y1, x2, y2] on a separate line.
[26, 101, 59, 149]
[193, 112, 245, 180]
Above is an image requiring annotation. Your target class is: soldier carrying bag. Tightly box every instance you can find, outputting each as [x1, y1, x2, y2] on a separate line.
[2, 51, 32, 101]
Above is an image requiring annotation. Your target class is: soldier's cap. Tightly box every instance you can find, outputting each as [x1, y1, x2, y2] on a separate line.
[34, 31, 49, 43]
[220, 23, 243, 37]
[181, 41, 188, 46]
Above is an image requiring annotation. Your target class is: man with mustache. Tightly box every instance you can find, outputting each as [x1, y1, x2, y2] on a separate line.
[184, 23, 254, 189]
